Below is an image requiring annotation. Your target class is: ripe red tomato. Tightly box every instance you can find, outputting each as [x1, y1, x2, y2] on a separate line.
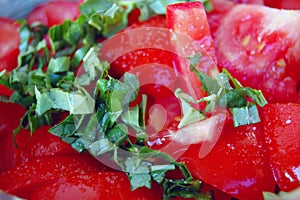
[212, 3, 300, 103]
[178, 117, 276, 200]
[27, 1, 80, 27]
[0, 102, 25, 172]
[263, 103, 300, 192]
[264, 0, 300, 9]
[15, 126, 78, 164]
[29, 172, 162, 200]
[232, 0, 264, 4]
[0, 156, 162, 200]
[0, 17, 20, 72]
[166, 2, 218, 100]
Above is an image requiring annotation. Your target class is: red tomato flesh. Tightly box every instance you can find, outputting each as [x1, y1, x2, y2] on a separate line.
[0, 17, 20, 72]
[178, 117, 276, 200]
[27, 1, 80, 27]
[263, 103, 300, 192]
[212, 3, 300, 103]
[0, 155, 162, 199]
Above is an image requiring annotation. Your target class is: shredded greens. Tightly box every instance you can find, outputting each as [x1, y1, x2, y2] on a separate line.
[0, 0, 267, 200]
[184, 54, 267, 127]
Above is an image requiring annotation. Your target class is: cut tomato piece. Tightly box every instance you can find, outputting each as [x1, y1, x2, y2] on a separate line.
[27, 1, 80, 27]
[166, 2, 218, 75]
[264, 0, 300, 9]
[263, 103, 300, 191]
[0, 156, 162, 200]
[232, 0, 263, 4]
[15, 126, 78, 164]
[178, 117, 276, 200]
[213, 4, 300, 103]
[0, 102, 25, 172]
[166, 2, 218, 104]
[0, 17, 20, 72]
[0, 84, 14, 97]
[206, 0, 235, 36]
[29, 172, 162, 200]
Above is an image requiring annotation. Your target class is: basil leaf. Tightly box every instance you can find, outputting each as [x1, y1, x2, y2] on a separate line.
[49, 114, 77, 141]
[151, 164, 175, 184]
[107, 123, 128, 145]
[35, 87, 95, 115]
[48, 57, 71, 74]
[125, 157, 152, 190]
[175, 89, 206, 128]
[186, 54, 267, 127]
[231, 103, 261, 127]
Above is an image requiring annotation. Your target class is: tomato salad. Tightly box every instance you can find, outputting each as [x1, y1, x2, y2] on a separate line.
[0, 0, 300, 200]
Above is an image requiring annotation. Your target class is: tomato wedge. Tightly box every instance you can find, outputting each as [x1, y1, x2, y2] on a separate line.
[27, 1, 80, 27]
[178, 117, 276, 200]
[264, 0, 300, 9]
[0, 102, 25, 172]
[0, 155, 162, 199]
[166, 1, 217, 71]
[263, 103, 300, 192]
[212, 3, 300, 103]
[0, 17, 20, 72]
[15, 126, 78, 164]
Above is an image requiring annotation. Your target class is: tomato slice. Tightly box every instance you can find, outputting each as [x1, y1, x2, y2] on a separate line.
[166, 2, 218, 89]
[27, 1, 80, 27]
[0, 17, 20, 72]
[231, 0, 264, 4]
[29, 172, 162, 200]
[15, 126, 78, 164]
[178, 117, 276, 200]
[263, 103, 300, 191]
[264, 0, 300, 9]
[212, 4, 300, 103]
[206, 0, 235, 36]
[0, 102, 25, 172]
[0, 156, 161, 199]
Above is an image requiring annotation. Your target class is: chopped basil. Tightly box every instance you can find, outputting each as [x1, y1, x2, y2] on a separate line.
[187, 54, 267, 127]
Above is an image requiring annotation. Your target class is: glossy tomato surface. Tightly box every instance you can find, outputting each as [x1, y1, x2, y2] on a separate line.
[27, 1, 80, 27]
[178, 117, 276, 200]
[0, 102, 25, 172]
[0, 17, 20, 72]
[263, 103, 300, 192]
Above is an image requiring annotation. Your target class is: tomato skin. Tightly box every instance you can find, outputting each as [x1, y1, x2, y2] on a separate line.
[0, 102, 26, 172]
[166, 2, 218, 103]
[0, 156, 114, 198]
[264, 0, 300, 9]
[0, 85, 14, 97]
[0, 156, 162, 200]
[0, 17, 20, 72]
[166, 2, 218, 76]
[232, 0, 263, 4]
[107, 15, 169, 78]
[127, 8, 141, 26]
[29, 173, 162, 200]
[262, 103, 300, 192]
[27, 1, 80, 27]
[15, 126, 78, 164]
[178, 117, 276, 200]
